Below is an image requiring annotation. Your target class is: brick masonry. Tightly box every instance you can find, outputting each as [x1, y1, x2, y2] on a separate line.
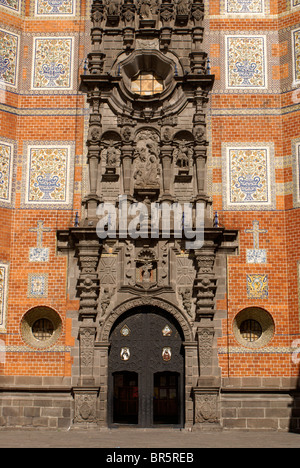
[0, 0, 299, 431]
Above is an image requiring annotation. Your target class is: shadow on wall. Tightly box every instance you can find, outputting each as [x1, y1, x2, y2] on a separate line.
[289, 376, 300, 433]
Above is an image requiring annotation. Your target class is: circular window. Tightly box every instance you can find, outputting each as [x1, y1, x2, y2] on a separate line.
[233, 307, 274, 349]
[21, 307, 62, 349]
[240, 319, 262, 342]
[32, 318, 54, 341]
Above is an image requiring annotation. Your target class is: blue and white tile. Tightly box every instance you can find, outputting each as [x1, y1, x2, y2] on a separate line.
[0, 0, 21, 13]
[0, 28, 20, 88]
[292, 28, 300, 85]
[225, 0, 264, 13]
[225, 35, 267, 89]
[222, 144, 275, 211]
[23, 143, 74, 209]
[27, 274, 48, 298]
[0, 141, 14, 205]
[35, 0, 75, 15]
[31, 37, 74, 90]
[0, 263, 9, 331]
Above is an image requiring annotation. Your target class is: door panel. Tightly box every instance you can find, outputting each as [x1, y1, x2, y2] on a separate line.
[113, 372, 138, 424]
[153, 372, 179, 425]
[108, 307, 184, 427]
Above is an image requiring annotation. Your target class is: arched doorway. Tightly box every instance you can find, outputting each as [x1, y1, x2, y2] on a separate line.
[108, 306, 185, 427]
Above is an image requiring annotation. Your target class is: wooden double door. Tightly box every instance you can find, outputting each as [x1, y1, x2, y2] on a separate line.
[108, 307, 185, 427]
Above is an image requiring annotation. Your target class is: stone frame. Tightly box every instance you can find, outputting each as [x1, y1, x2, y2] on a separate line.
[20, 306, 63, 349]
[232, 306, 275, 349]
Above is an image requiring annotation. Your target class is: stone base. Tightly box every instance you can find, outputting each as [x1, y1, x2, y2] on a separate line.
[192, 422, 222, 432]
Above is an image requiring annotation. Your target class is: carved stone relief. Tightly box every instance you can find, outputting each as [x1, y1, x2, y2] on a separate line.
[133, 130, 160, 190]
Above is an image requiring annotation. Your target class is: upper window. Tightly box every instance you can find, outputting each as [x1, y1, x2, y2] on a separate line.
[131, 72, 164, 96]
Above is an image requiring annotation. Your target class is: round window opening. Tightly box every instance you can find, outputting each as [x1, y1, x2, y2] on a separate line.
[240, 319, 262, 342]
[21, 307, 62, 349]
[233, 307, 275, 349]
[32, 318, 54, 341]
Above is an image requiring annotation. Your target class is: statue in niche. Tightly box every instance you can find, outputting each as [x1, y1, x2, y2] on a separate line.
[177, 0, 189, 15]
[138, 0, 152, 17]
[133, 131, 160, 188]
[173, 141, 193, 169]
[106, 142, 119, 168]
[137, 0, 158, 18]
[105, 0, 120, 16]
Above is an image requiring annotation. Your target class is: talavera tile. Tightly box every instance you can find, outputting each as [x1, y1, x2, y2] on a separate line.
[0, 0, 21, 12]
[224, 146, 273, 210]
[27, 274, 48, 298]
[35, 0, 75, 16]
[247, 274, 268, 299]
[25, 146, 71, 206]
[0, 141, 13, 204]
[226, 35, 267, 89]
[292, 29, 300, 84]
[226, 0, 264, 13]
[0, 28, 19, 87]
[0, 263, 8, 330]
[32, 37, 74, 90]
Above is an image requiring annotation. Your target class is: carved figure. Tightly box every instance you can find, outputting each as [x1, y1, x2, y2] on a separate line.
[106, 142, 119, 167]
[174, 142, 193, 168]
[177, 0, 189, 15]
[133, 131, 160, 188]
[105, 0, 119, 15]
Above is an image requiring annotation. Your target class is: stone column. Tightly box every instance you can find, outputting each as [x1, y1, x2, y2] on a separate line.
[192, 238, 221, 430]
[160, 145, 173, 201]
[73, 232, 102, 426]
[82, 86, 103, 222]
[121, 144, 135, 199]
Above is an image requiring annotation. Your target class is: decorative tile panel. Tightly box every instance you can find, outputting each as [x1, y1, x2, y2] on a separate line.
[247, 274, 268, 299]
[0, 263, 9, 330]
[292, 0, 300, 8]
[225, 35, 267, 89]
[0, 141, 13, 205]
[292, 140, 300, 208]
[24, 145, 73, 208]
[27, 274, 48, 298]
[245, 220, 268, 264]
[0, 29, 19, 87]
[35, 0, 75, 16]
[226, 0, 264, 13]
[29, 221, 51, 262]
[32, 37, 74, 90]
[292, 29, 300, 84]
[0, 0, 21, 13]
[223, 145, 274, 210]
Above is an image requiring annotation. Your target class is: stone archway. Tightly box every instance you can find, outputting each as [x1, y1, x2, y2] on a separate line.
[100, 296, 194, 343]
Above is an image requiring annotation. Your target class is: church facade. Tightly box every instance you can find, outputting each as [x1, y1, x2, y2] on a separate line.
[0, 0, 300, 431]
